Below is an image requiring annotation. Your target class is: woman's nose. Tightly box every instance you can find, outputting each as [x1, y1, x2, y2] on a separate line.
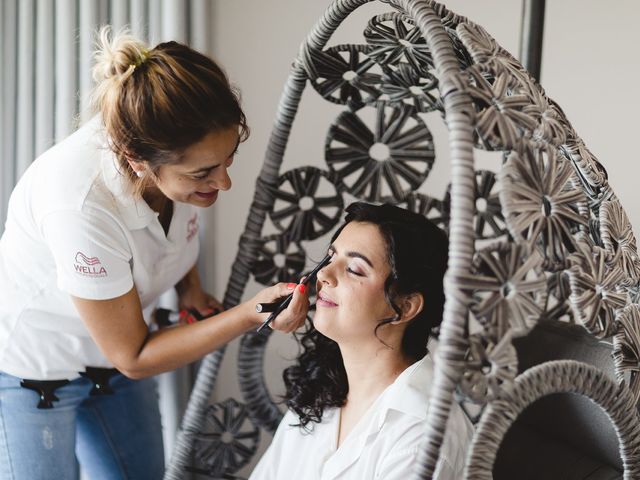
[316, 260, 335, 285]
[211, 168, 232, 191]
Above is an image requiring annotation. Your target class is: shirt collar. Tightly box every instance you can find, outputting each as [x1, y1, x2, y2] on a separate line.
[320, 353, 436, 479]
[99, 142, 157, 231]
[370, 353, 434, 433]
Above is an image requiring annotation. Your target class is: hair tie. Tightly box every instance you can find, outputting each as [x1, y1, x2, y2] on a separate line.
[130, 49, 150, 69]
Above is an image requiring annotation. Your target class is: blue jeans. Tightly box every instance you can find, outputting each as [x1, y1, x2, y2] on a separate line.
[0, 371, 164, 479]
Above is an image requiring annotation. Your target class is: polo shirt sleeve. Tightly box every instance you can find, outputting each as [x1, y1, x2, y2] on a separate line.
[41, 208, 133, 300]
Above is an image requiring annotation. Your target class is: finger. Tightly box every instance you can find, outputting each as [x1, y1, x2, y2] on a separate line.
[283, 284, 310, 331]
[207, 296, 224, 311]
[279, 282, 297, 297]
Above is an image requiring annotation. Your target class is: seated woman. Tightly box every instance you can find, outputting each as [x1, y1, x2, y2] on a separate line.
[250, 202, 473, 479]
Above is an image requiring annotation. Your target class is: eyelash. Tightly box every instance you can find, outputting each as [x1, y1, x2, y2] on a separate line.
[191, 150, 238, 180]
[347, 267, 364, 277]
[328, 251, 364, 277]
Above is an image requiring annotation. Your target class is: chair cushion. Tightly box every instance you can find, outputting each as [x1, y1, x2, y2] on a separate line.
[492, 321, 623, 478]
[494, 416, 622, 480]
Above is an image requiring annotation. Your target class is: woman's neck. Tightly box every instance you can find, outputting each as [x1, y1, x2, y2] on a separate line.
[340, 345, 412, 406]
[143, 188, 173, 235]
[142, 187, 166, 214]
[336, 345, 412, 448]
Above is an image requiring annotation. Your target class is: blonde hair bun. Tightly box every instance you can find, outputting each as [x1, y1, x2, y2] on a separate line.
[92, 25, 149, 83]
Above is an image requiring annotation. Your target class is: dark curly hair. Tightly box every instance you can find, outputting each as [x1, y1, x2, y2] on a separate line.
[283, 202, 449, 429]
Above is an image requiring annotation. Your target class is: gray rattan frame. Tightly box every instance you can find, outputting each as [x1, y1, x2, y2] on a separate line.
[165, 1, 640, 479]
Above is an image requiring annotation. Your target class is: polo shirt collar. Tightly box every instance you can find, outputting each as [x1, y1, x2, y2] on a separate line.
[100, 147, 157, 231]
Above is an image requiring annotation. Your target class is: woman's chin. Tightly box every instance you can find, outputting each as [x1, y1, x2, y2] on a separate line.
[312, 314, 336, 339]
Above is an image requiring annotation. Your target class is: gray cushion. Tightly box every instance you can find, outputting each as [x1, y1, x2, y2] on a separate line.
[492, 321, 623, 479]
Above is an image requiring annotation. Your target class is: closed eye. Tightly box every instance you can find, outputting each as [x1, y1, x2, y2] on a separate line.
[347, 267, 365, 277]
[190, 166, 219, 180]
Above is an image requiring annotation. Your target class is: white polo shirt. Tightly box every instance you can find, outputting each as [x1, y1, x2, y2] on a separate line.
[249, 355, 474, 480]
[0, 118, 200, 380]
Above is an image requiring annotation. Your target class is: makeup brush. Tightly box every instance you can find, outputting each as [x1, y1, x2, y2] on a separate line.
[256, 254, 331, 333]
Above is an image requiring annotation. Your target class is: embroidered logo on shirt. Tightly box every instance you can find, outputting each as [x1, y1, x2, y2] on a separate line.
[187, 214, 198, 241]
[74, 252, 108, 277]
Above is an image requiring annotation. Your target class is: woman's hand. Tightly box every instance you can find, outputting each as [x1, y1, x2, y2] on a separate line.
[178, 287, 224, 320]
[249, 282, 310, 333]
[176, 265, 224, 321]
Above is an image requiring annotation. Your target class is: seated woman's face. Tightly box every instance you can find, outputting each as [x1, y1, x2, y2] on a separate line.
[314, 221, 395, 344]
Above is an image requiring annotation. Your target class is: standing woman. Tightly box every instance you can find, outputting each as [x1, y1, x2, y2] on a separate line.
[0, 28, 308, 479]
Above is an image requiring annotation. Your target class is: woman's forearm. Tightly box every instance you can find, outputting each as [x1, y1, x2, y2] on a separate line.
[122, 301, 257, 378]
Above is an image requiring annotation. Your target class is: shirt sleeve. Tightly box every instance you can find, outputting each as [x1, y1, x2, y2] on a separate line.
[41, 208, 133, 300]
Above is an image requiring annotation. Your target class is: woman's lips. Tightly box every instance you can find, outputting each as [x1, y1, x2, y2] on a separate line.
[195, 190, 218, 200]
[317, 292, 338, 307]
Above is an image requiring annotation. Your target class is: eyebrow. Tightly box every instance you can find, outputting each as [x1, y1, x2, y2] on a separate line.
[185, 137, 240, 175]
[328, 245, 374, 268]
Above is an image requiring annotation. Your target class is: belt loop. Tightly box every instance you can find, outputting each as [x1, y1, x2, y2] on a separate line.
[80, 367, 119, 396]
[19, 379, 70, 409]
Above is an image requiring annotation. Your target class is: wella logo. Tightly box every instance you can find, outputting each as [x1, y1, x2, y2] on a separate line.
[74, 252, 108, 277]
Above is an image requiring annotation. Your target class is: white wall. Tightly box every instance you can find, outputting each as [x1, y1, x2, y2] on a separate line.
[541, 0, 640, 230]
[200, 0, 640, 476]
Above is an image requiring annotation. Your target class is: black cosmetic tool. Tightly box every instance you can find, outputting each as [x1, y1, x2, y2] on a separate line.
[256, 254, 331, 333]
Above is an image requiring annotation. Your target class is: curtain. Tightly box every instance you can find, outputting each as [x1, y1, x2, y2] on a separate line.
[0, 0, 213, 470]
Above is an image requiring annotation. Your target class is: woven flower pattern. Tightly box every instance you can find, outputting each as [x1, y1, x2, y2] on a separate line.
[456, 22, 527, 81]
[599, 200, 640, 284]
[459, 332, 519, 403]
[190, 398, 259, 478]
[306, 44, 382, 108]
[522, 84, 568, 146]
[464, 65, 538, 150]
[541, 271, 574, 323]
[252, 234, 306, 286]
[613, 305, 640, 405]
[379, 63, 441, 113]
[559, 138, 609, 191]
[457, 242, 547, 338]
[499, 142, 589, 267]
[364, 13, 434, 74]
[269, 167, 343, 241]
[567, 238, 628, 338]
[401, 192, 450, 232]
[627, 283, 640, 304]
[471, 170, 507, 239]
[325, 102, 434, 202]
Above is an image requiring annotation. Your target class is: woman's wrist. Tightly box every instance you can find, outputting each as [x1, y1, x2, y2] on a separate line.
[232, 301, 261, 330]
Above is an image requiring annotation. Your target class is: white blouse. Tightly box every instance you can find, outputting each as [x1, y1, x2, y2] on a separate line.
[250, 355, 474, 479]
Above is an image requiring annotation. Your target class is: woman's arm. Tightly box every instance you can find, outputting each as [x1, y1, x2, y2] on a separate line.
[71, 282, 306, 379]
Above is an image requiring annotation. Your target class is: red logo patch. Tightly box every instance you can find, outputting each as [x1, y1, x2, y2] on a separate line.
[74, 252, 108, 277]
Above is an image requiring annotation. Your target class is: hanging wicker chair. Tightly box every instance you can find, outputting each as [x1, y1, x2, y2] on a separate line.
[164, 1, 640, 478]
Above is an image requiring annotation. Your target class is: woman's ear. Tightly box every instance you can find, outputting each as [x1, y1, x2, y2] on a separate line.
[127, 159, 147, 178]
[392, 293, 424, 324]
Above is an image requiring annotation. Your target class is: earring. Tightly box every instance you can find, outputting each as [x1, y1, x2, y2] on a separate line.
[136, 170, 145, 178]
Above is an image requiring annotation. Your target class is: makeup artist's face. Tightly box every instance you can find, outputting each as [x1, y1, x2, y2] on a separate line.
[151, 126, 240, 207]
[314, 221, 396, 344]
